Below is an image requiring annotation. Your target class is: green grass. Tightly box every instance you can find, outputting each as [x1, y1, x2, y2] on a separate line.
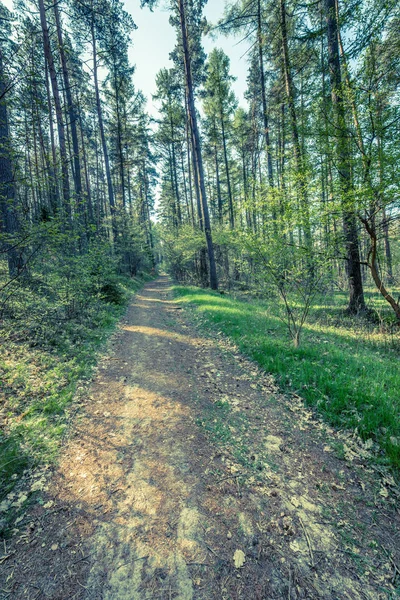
[173, 286, 400, 471]
[0, 274, 152, 532]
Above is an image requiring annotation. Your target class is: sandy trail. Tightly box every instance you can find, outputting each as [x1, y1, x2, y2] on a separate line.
[1, 276, 399, 599]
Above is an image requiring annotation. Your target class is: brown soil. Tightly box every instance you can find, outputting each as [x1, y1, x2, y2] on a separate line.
[0, 276, 399, 599]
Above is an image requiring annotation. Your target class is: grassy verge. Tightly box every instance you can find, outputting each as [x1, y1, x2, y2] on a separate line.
[173, 286, 400, 471]
[0, 274, 151, 528]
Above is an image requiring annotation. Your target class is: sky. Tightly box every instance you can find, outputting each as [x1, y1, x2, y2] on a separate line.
[2, 0, 250, 114]
[127, 0, 250, 115]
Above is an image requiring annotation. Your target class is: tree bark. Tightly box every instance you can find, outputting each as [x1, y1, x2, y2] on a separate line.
[38, 0, 71, 224]
[91, 13, 117, 240]
[179, 0, 217, 289]
[280, 0, 312, 252]
[257, 0, 274, 188]
[220, 115, 234, 228]
[0, 48, 23, 277]
[170, 115, 182, 224]
[325, 0, 366, 313]
[44, 60, 59, 214]
[53, 0, 85, 233]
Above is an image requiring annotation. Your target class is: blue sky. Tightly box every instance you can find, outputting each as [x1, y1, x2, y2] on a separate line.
[2, 0, 250, 113]
[128, 0, 249, 114]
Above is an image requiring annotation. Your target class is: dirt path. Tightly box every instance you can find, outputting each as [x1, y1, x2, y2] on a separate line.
[1, 277, 399, 599]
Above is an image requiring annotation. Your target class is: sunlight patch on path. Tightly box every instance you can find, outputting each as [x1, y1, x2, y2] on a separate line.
[122, 324, 203, 346]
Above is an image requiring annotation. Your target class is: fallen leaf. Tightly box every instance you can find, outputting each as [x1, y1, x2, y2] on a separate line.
[331, 482, 345, 491]
[30, 479, 46, 492]
[233, 549, 246, 568]
[379, 487, 389, 498]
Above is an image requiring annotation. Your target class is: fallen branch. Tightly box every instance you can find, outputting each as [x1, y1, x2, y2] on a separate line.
[0, 551, 15, 565]
[299, 516, 314, 567]
[215, 472, 244, 484]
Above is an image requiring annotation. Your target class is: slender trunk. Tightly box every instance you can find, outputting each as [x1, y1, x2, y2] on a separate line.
[221, 115, 234, 228]
[0, 49, 23, 276]
[185, 112, 195, 227]
[91, 14, 117, 239]
[280, 0, 311, 251]
[325, 0, 365, 313]
[179, 0, 217, 289]
[360, 217, 400, 321]
[38, 0, 71, 223]
[44, 60, 59, 213]
[36, 84, 56, 215]
[77, 100, 93, 225]
[257, 0, 274, 188]
[170, 116, 182, 224]
[215, 143, 223, 223]
[168, 146, 178, 227]
[180, 147, 191, 222]
[54, 1, 84, 232]
[185, 90, 203, 230]
[113, 63, 125, 208]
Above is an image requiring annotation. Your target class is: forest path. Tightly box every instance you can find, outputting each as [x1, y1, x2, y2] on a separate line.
[1, 276, 399, 599]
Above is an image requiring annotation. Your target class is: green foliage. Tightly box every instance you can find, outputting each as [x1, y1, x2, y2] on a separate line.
[174, 285, 400, 471]
[241, 233, 332, 346]
[160, 224, 206, 283]
[0, 237, 152, 532]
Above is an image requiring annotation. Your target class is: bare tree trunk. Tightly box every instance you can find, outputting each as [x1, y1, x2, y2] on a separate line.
[180, 147, 191, 222]
[214, 143, 223, 224]
[221, 115, 234, 228]
[170, 117, 182, 224]
[185, 112, 195, 228]
[53, 1, 85, 236]
[280, 0, 312, 252]
[178, 0, 217, 289]
[257, 0, 274, 188]
[325, 0, 366, 313]
[38, 0, 71, 224]
[44, 60, 59, 214]
[0, 49, 23, 277]
[77, 99, 94, 225]
[91, 14, 117, 240]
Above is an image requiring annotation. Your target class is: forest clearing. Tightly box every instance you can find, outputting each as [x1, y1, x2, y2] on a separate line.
[1, 0, 399, 597]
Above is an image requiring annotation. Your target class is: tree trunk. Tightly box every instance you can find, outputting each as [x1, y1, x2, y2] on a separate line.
[257, 0, 274, 188]
[0, 49, 23, 277]
[178, 0, 217, 289]
[221, 115, 234, 228]
[44, 60, 59, 214]
[91, 14, 117, 240]
[215, 143, 223, 223]
[38, 0, 71, 224]
[170, 116, 182, 224]
[325, 0, 366, 313]
[360, 217, 400, 321]
[280, 0, 312, 252]
[53, 0, 85, 236]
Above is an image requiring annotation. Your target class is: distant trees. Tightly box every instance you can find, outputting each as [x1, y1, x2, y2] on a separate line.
[0, 12, 22, 277]
[2, 0, 398, 322]
[146, 0, 399, 321]
[0, 0, 156, 299]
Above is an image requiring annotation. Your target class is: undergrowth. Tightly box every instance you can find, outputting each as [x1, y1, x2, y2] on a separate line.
[173, 286, 400, 471]
[0, 260, 151, 532]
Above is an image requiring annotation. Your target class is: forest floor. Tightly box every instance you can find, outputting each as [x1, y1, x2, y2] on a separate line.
[0, 276, 399, 600]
